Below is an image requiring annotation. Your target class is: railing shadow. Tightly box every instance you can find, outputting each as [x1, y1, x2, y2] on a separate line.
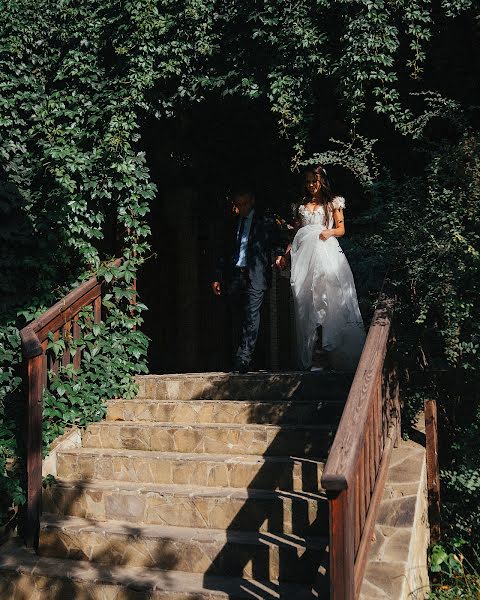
[1, 371, 352, 599]
[190, 371, 352, 599]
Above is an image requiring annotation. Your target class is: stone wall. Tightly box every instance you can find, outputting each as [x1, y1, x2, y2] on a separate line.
[360, 437, 430, 599]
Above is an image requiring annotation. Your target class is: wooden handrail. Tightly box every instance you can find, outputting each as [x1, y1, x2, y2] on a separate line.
[19, 259, 121, 549]
[321, 295, 400, 599]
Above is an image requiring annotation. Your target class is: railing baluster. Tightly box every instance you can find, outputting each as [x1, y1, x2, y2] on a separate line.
[359, 448, 366, 536]
[73, 314, 81, 371]
[372, 384, 379, 477]
[354, 472, 360, 554]
[365, 426, 372, 508]
[370, 420, 376, 499]
[378, 373, 385, 454]
[62, 322, 71, 367]
[94, 296, 102, 324]
[377, 381, 382, 463]
[41, 341, 48, 390]
[51, 330, 60, 376]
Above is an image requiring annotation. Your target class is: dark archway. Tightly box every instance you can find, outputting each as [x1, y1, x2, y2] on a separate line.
[138, 97, 299, 374]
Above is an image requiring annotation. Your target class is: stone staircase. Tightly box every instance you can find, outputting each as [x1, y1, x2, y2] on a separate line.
[0, 371, 352, 599]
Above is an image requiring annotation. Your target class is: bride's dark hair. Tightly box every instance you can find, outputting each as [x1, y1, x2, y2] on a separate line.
[303, 165, 334, 227]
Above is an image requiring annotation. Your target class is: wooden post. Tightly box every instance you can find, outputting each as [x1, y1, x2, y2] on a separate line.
[19, 261, 121, 548]
[19, 326, 44, 549]
[26, 353, 44, 549]
[328, 489, 355, 600]
[425, 399, 441, 544]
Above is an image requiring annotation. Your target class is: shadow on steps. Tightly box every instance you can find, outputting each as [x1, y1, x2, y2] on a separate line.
[1, 371, 352, 599]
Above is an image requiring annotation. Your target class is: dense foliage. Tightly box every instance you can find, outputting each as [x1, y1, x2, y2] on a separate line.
[428, 541, 480, 599]
[0, 2, 479, 581]
[370, 128, 480, 550]
[0, 0, 155, 522]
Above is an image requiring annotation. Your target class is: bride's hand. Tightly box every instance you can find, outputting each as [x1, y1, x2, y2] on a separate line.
[319, 230, 332, 241]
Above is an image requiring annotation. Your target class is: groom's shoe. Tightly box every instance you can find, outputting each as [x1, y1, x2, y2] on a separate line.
[233, 360, 249, 374]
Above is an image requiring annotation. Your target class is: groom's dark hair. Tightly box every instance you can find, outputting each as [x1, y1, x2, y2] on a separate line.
[230, 180, 256, 199]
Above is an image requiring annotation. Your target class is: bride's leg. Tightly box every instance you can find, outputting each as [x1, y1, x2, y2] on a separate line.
[311, 326, 328, 370]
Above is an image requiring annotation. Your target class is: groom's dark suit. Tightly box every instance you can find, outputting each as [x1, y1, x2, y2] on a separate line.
[214, 208, 286, 368]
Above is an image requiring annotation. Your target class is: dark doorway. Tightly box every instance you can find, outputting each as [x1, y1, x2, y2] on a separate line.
[138, 98, 298, 374]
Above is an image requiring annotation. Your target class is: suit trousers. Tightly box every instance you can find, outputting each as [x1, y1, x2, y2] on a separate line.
[227, 268, 265, 366]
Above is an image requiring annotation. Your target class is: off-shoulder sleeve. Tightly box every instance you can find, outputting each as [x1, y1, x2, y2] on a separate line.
[332, 196, 346, 210]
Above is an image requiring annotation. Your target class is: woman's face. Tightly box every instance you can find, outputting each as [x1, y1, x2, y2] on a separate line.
[305, 171, 321, 197]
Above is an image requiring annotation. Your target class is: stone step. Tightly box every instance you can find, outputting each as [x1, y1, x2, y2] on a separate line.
[43, 479, 328, 536]
[0, 538, 321, 599]
[106, 398, 344, 425]
[82, 421, 333, 456]
[134, 372, 352, 402]
[57, 448, 325, 491]
[38, 515, 329, 584]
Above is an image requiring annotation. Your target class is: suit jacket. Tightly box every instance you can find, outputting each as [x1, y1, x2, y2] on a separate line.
[214, 209, 286, 291]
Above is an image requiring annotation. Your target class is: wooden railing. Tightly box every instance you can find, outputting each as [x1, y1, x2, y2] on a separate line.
[19, 260, 120, 548]
[321, 295, 400, 599]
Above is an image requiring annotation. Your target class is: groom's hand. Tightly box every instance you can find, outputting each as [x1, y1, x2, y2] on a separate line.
[211, 281, 222, 296]
[274, 256, 286, 270]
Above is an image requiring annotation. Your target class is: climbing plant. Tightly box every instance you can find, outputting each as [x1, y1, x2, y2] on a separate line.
[0, 0, 155, 523]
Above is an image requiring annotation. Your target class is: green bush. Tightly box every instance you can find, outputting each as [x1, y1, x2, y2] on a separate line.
[0, 0, 154, 525]
[427, 541, 480, 599]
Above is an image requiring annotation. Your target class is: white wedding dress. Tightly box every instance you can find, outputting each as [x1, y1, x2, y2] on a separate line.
[290, 197, 366, 372]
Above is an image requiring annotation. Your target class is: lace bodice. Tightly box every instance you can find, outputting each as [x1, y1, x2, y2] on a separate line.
[295, 196, 346, 228]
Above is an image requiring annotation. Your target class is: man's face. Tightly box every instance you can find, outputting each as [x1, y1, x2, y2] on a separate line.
[233, 193, 255, 217]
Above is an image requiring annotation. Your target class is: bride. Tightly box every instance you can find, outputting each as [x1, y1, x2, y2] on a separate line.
[287, 165, 366, 372]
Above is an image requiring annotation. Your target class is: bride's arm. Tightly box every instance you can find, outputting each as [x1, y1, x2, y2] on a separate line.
[320, 208, 345, 240]
[332, 207, 345, 236]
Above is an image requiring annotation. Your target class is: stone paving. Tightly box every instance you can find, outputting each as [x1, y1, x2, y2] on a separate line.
[57, 448, 325, 490]
[43, 480, 327, 534]
[82, 421, 332, 456]
[0, 537, 318, 599]
[106, 398, 343, 425]
[38, 515, 327, 582]
[134, 372, 351, 401]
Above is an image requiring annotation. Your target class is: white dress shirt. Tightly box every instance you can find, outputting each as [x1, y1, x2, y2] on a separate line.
[235, 209, 254, 268]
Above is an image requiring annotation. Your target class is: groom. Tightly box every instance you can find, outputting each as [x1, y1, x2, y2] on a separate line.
[211, 185, 286, 373]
